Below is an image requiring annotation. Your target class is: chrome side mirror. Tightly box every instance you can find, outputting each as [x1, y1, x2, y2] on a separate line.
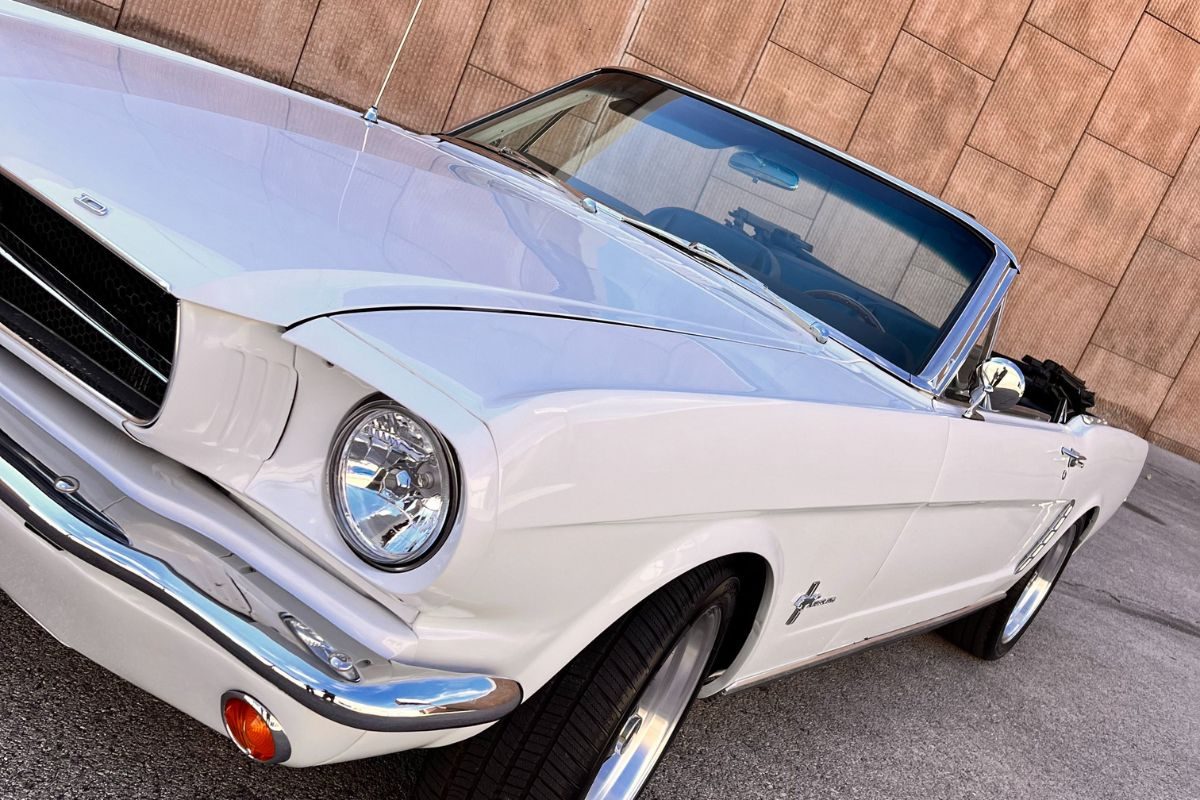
[963, 356, 1026, 420]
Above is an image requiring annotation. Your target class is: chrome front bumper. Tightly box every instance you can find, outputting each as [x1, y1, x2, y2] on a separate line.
[0, 400, 520, 754]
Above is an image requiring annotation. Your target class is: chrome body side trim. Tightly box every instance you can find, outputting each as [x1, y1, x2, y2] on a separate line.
[447, 67, 1020, 398]
[1015, 500, 1075, 574]
[0, 425, 522, 733]
[721, 592, 1006, 694]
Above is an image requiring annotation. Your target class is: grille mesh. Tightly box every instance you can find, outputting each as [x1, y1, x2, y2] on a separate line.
[0, 175, 176, 419]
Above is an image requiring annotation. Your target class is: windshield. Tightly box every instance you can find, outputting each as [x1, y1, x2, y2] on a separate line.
[456, 72, 996, 375]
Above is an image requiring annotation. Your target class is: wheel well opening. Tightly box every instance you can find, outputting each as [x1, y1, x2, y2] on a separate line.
[710, 553, 770, 675]
[1072, 506, 1100, 550]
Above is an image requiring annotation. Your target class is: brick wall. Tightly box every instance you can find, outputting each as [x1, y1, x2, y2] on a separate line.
[29, 0, 1200, 460]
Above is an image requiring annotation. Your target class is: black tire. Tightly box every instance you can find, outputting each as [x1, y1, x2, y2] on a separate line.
[941, 523, 1079, 660]
[417, 560, 741, 800]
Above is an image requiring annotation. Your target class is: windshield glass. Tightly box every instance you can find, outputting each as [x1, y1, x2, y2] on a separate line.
[456, 72, 996, 375]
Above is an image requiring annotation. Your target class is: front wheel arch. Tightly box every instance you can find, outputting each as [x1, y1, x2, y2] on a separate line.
[707, 553, 771, 677]
[418, 558, 753, 799]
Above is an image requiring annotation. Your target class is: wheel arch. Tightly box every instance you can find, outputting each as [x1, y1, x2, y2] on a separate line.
[708, 552, 773, 677]
[1071, 505, 1101, 550]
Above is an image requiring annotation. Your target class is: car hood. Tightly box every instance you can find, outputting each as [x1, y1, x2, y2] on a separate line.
[0, 3, 799, 350]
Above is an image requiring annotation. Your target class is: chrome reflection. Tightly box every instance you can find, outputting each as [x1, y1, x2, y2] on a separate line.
[1002, 532, 1072, 644]
[1016, 501, 1075, 574]
[329, 400, 457, 569]
[583, 606, 721, 800]
[0, 425, 520, 732]
[281, 612, 361, 682]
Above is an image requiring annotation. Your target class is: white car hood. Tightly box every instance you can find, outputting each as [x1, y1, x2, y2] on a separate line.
[0, 3, 799, 350]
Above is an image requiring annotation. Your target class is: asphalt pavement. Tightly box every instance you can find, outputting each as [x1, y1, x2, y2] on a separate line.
[2, 446, 1197, 799]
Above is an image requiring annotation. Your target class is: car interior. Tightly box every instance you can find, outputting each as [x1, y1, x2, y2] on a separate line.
[464, 73, 997, 377]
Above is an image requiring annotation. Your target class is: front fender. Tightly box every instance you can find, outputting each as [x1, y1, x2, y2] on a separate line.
[280, 312, 793, 697]
[278, 306, 935, 701]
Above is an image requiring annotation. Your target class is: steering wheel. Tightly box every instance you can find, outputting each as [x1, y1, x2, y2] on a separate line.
[798, 289, 885, 332]
[746, 248, 783, 282]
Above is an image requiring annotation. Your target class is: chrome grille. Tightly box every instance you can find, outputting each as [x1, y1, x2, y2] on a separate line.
[0, 174, 177, 420]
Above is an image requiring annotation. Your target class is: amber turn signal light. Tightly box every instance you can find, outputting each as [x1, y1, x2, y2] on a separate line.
[221, 692, 289, 763]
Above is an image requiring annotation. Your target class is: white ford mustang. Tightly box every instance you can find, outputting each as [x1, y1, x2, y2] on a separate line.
[0, 3, 1148, 798]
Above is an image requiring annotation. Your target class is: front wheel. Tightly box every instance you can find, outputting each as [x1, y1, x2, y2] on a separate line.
[942, 523, 1078, 660]
[418, 562, 740, 800]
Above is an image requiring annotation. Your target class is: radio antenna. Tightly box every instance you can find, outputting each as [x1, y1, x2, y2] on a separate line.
[362, 0, 426, 123]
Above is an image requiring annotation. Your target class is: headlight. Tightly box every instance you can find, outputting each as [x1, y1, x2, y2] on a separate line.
[328, 400, 457, 569]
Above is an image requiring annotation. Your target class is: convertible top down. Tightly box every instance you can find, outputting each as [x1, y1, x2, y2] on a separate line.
[0, 3, 1147, 797]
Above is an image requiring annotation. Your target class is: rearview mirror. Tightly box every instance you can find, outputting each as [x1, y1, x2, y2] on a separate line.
[963, 356, 1026, 419]
[728, 150, 800, 190]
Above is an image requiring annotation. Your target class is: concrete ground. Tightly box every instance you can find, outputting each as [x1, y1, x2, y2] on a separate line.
[1, 447, 1197, 800]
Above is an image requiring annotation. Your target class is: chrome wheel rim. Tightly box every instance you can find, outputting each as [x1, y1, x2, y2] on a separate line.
[583, 606, 722, 800]
[1002, 533, 1072, 644]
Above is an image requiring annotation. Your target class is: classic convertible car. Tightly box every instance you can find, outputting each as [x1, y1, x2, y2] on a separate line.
[0, 3, 1148, 799]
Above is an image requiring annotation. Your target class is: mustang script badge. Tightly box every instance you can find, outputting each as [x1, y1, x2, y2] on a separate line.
[787, 581, 837, 624]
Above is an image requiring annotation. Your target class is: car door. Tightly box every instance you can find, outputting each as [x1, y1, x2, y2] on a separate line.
[826, 319, 1076, 649]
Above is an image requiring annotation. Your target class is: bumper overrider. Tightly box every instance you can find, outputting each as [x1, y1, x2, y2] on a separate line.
[0, 402, 521, 765]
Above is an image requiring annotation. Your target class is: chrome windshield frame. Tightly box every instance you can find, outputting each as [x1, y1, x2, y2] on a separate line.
[446, 67, 1020, 398]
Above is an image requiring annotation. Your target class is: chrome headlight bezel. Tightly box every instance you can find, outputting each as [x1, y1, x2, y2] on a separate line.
[327, 398, 460, 571]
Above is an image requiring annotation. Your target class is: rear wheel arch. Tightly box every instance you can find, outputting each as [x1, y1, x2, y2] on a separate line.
[943, 519, 1080, 660]
[1070, 506, 1101, 551]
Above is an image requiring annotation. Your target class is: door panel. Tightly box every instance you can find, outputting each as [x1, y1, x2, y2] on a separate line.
[826, 401, 1071, 648]
[724, 406, 950, 686]
[723, 504, 924, 687]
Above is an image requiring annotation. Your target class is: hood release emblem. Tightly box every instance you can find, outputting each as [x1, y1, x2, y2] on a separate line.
[74, 193, 109, 217]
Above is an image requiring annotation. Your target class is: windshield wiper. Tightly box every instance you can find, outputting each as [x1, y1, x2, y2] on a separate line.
[445, 139, 755, 281]
[614, 215, 760, 284]
[495, 144, 557, 180]
[441, 136, 828, 345]
[442, 136, 592, 203]
[603, 211, 829, 345]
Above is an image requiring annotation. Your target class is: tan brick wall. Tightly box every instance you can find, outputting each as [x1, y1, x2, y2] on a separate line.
[28, 0, 1200, 459]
